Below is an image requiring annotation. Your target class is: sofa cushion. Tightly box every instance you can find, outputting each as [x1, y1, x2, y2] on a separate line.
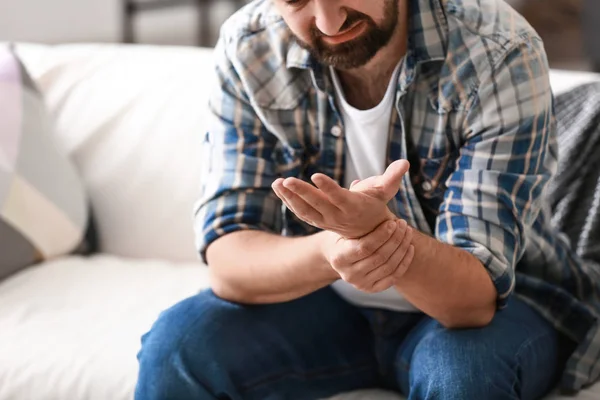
[0, 46, 89, 281]
[0, 255, 599, 400]
[13, 44, 214, 263]
[0, 255, 208, 400]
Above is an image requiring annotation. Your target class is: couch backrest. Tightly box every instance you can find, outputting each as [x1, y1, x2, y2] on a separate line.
[15, 44, 215, 263]
[12, 43, 600, 263]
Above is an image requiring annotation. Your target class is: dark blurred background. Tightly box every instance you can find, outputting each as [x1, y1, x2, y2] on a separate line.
[508, 0, 599, 71]
[0, 0, 598, 71]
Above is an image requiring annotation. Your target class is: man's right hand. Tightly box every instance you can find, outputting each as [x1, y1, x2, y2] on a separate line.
[321, 218, 415, 293]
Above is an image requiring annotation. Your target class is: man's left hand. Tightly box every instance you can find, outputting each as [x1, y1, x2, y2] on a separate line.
[272, 160, 410, 239]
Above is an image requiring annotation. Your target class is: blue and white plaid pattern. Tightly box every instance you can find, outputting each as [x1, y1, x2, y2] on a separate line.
[194, 0, 600, 392]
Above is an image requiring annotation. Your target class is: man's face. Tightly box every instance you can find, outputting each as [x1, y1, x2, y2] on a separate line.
[274, 0, 400, 70]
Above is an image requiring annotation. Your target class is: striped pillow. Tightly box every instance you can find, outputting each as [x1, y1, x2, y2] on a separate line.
[0, 47, 89, 281]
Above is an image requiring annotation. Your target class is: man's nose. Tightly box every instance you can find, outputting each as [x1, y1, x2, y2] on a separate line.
[313, 0, 347, 36]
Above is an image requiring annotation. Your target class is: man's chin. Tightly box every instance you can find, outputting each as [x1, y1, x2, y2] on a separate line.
[295, 35, 381, 70]
[317, 47, 381, 70]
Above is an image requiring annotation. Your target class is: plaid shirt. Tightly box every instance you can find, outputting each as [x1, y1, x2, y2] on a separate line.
[194, 0, 600, 392]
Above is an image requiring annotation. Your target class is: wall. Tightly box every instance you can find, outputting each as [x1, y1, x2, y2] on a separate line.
[0, 0, 119, 43]
[0, 0, 233, 46]
[509, 0, 591, 70]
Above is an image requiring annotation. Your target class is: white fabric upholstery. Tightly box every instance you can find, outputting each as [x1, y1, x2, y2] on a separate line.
[14, 44, 215, 263]
[1, 255, 600, 400]
[1, 43, 599, 400]
[0, 255, 207, 400]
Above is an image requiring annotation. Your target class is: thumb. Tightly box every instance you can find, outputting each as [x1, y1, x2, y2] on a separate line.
[377, 160, 410, 201]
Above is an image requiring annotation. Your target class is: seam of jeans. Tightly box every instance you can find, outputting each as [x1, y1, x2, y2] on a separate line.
[392, 323, 444, 373]
[171, 303, 218, 391]
[395, 359, 410, 373]
[507, 329, 556, 398]
[240, 360, 377, 393]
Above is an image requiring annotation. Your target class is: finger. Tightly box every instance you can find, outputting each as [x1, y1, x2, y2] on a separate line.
[361, 220, 409, 282]
[272, 180, 289, 206]
[384, 226, 414, 279]
[278, 184, 324, 225]
[350, 179, 360, 189]
[391, 222, 413, 269]
[336, 219, 396, 267]
[272, 179, 304, 219]
[369, 274, 396, 293]
[272, 178, 285, 193]
[272, 180, 295, 211]
[311, 173, 353, 209]
[282, 178, 341, 215]
[393, 245, 415, 281]
[376, 160, 410, 202]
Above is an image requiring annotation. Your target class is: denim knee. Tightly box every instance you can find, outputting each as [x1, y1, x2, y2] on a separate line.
[407, 328, 518, 400]
[135, 290, 241, 400]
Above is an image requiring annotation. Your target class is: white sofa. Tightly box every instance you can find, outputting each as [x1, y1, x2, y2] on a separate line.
[1, 43, 600, 400]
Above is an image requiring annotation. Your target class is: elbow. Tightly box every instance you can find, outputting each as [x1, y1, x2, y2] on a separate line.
[439, 273, 498, 329]
[209, 272, 258, 305]
[210, 268, 281, 305]
[211, 280, 246, 303]
[438, 303, 496, 330]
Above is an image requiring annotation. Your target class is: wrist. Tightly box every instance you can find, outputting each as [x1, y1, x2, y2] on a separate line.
[312, 231, 340, 282]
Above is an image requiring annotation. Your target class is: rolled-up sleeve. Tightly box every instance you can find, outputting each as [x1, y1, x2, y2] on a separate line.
[436, 39, 556, 308]
[194, 39, 282, 262]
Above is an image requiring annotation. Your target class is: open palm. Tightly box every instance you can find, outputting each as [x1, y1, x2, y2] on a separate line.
[271, 160, 410, 239]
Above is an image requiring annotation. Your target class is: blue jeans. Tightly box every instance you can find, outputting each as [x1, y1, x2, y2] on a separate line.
[135, 287, 566, 400]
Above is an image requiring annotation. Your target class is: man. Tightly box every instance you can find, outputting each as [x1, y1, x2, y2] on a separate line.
[135, 0, 600, 399]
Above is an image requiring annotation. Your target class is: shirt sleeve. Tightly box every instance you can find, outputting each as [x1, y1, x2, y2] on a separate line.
[436, 39, 557, 309]
[193, 39, 283, 263]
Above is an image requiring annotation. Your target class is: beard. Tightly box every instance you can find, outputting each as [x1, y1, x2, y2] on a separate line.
[293, 0, 399, 70]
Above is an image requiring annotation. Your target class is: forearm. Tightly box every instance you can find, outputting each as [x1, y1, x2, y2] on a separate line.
[206, 230, 338, 304]
[396, 228, 497, 328]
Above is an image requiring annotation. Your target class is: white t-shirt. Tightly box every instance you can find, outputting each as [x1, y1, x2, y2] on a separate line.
[329, 64, 419, 312]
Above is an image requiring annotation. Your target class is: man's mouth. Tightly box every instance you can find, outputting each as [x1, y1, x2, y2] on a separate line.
[321, 21, 367, 45]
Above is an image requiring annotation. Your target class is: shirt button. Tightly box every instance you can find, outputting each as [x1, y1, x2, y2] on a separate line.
[330, 125, 343, 137]
[421, 181, 433, 192]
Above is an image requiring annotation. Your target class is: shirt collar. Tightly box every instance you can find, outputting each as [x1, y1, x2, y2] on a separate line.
[407, 0, 448, 64]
